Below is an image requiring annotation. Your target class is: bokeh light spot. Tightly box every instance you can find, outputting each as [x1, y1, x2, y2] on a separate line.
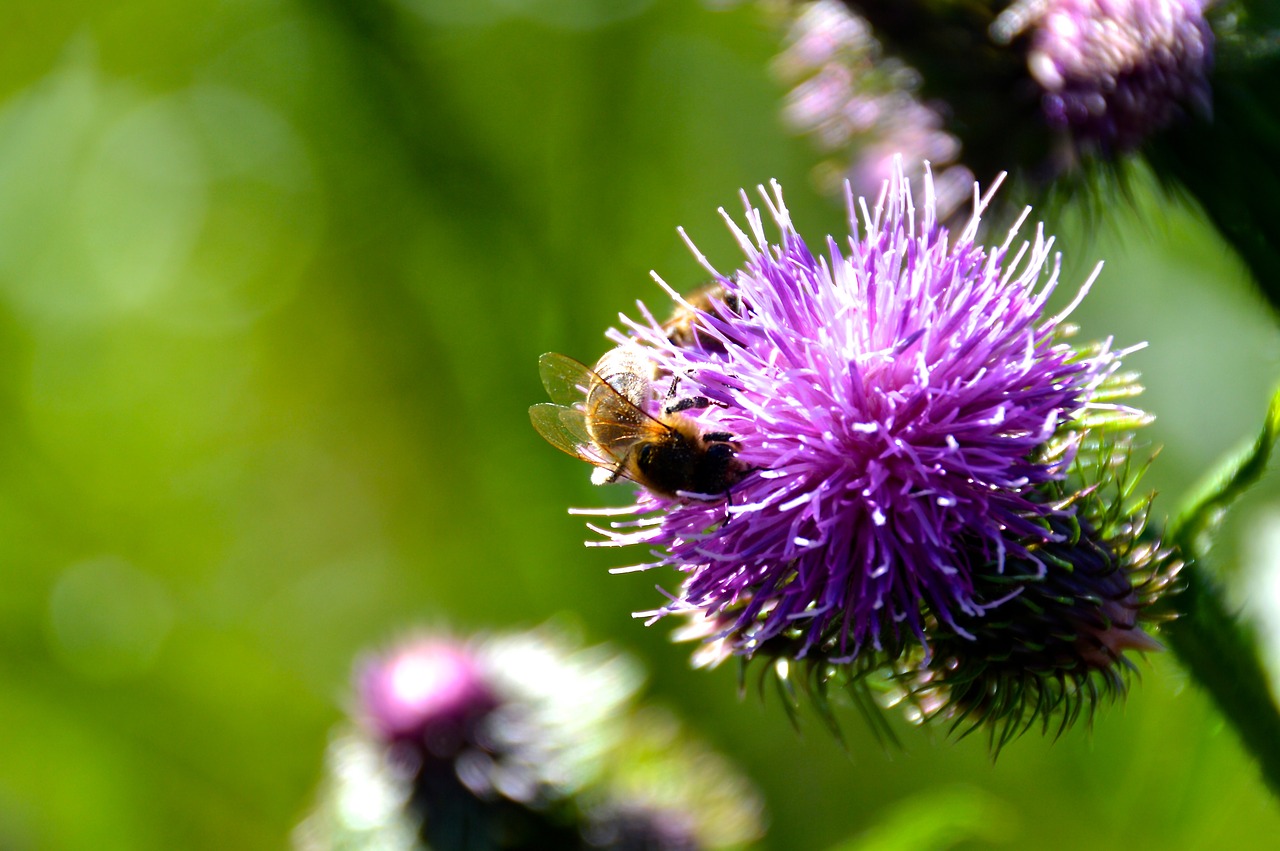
[46, 556, 175, 682]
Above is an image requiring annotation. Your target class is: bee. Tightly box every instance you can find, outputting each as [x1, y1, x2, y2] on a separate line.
[530, 346, 743, 499]
[662, 281, 741, 351]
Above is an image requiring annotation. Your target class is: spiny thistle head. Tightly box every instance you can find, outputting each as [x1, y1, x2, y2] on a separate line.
[534, 159, 1181, 745]
[295, 628, 765, 850]
[586, 162, 1140, 663]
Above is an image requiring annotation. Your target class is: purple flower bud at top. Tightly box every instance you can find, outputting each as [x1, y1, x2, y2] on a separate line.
[997, 0, 1214, 153]
[357, 638, 499, 754]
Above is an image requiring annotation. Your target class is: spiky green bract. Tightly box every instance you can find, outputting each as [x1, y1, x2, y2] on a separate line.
[891, 434, 1179, 752]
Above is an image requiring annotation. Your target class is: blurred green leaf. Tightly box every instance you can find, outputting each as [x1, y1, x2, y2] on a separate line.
[1171, 385, 1280, 559]
[822, 786, 1015, 851]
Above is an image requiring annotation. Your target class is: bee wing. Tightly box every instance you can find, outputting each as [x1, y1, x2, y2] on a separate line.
[529, 403, 618, 468]
[539, 350, 664, 427]
[533, 351, 678, 487]
[538, 352, 597, 407]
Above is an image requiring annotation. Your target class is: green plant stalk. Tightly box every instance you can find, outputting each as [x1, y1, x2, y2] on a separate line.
[1164, 560, 1280, 797]
[1146, 10, 1280, 318]
[1166, 386, 1280, 798]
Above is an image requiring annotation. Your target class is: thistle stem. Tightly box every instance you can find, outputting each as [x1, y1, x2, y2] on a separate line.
[1165, 559, 1280, 798]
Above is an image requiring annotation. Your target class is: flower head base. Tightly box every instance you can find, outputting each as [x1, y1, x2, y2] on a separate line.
[594, 163, 1140, 666]
[885, 432, 1180, 747]
[997, 0, 1214, 155]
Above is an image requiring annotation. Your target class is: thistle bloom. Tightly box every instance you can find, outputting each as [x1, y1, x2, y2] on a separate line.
[798, 0, 1217, 187]
[295, 629, 764, 850]
[589, 163, 1145, 665]
[995, 0, 1214, 154]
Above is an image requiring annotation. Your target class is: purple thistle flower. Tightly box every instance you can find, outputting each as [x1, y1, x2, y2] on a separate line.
[587, 162, 1142, 662]
[995, 0, 1214, 155]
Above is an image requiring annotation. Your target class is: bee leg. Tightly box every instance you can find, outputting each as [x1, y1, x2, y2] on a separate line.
[662, 372, 727, 415]
[702, 431, 734, 443]
[720, 481, 738, 527]
[665, 395, 720, 415]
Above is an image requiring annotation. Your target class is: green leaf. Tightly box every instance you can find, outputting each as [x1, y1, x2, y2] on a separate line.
[1164, 384, 1280, 799]
[822, 786, 1016, 851]
[1169, 384, 1280, 558]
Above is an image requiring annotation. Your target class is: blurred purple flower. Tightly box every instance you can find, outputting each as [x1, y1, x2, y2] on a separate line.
[594, 162, 1142, 661]
[774, 0, 972, 216]
[995, 0, 1214, 155]
[298, 629, 765, 850]
[358, 639, 498, 752]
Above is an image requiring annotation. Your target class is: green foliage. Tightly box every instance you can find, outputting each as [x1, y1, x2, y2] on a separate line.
[1171, 386, 1280, 559]
[1166, 386, 1280, 798]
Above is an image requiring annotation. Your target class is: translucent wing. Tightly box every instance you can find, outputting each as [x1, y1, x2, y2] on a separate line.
[529, 402, 609, 466]
[531, 350, 677, 483]
[536, 351, 669, 446]
[538, 352, 597, 407]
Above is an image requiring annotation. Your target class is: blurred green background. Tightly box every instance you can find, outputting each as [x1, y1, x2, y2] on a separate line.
[1, 1, 1279, 849]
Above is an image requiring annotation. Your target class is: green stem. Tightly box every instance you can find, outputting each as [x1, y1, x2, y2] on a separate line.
[1164, 559, 1280, 797]
[1144, 12, 1280, 318]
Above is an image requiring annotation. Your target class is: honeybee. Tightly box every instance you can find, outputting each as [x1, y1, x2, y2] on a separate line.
[662, 281, 742, 350]
[530, 347, 743, 499]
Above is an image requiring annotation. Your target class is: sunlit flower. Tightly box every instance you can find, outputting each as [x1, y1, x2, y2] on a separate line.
[589, 162, 1145, 665]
